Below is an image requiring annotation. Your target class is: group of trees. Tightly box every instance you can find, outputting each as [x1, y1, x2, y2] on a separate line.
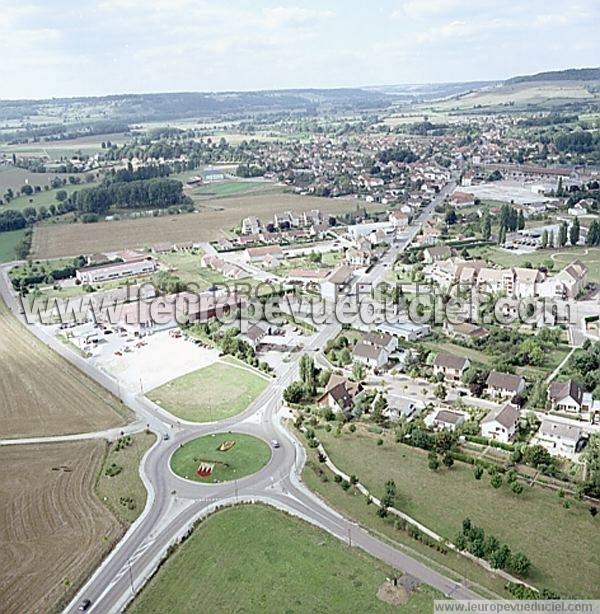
[497, 204, 525, 244]
[72, 177, 186, 214]
[455, 518, 531, 577]
[283, 354, 325, 404]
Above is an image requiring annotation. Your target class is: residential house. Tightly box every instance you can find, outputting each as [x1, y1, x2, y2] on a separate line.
[423, 245, 452, 264]
[432, 352, 470, 381]
[536, 418, 584, 457]
[383, 395, 424, 422]
[244, 245, 284, 263]
[432, 409, 466, 431]
[317, 374, 363, 413]
[548, 380, 584, 414]
[363, 331, 398, 355]
[553, 260, 589, 298]
[486, 371, 526, 399]
[353, 342, 388, 370]
[450, 191, 475, 207]
[389, 210, 409, 229]
[241, 216, 262, 235]
[481, 403, 520, 444]
[320, 265, 355, 302]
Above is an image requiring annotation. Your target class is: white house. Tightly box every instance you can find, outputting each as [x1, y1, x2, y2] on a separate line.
[431, 409, 465, 431]
[320, 266, 355, 302]
[244, 245, 284, 263]
[353, 342, 389, 370]
[432, 352, 470, 381]
[548, 380, 583, 414]
[486, 371, 526, 399]
[536, 418, 584, 457]
[317, 374, 362, 412]
[481, 403, 520, 444]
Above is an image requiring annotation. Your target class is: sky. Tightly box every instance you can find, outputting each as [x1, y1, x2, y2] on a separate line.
[0, 0, 598, 99]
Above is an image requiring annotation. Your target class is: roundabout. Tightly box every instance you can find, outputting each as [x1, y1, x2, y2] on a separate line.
[170, 432, 272, 483]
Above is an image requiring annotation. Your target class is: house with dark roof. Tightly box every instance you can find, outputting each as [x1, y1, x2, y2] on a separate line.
[317, 374, 362, 413]
[548, 380, 583, 414]
[432, 352, 470, 381]
[486, 371, 526, 399]
[481, 403, 520, 443]
[363, 331, 398, 355]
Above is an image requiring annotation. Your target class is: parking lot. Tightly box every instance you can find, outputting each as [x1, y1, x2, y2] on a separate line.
[57, 324, 220, 392]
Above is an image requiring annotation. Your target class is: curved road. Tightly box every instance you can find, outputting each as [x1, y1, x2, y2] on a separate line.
[0, 180, 482, 612]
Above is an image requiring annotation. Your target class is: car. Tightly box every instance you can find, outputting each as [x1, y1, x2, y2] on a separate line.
[271, 440, 280, 449]
[163, 432, 170, 441]
[78, 599, 92, 611]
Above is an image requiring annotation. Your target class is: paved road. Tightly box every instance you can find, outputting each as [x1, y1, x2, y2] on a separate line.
[0, 182, 482, 613]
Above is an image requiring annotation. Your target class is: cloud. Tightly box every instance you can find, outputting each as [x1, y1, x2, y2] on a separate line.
[262, 7, 334, 29]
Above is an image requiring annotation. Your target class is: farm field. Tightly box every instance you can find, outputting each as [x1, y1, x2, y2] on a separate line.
[317, 428, 600, 598]
[188, 179, 280, 200]
[0, 166, 80, 192]
[170, 433, 271, 483]
[129, 505, 438, 613]
[0, 297, 128, 438]
[31, 192, 359, 259]
[96, 432, 156, 525]
[0, 440, 122, 614]
[0, 228, 26, 263]
[148, 360, 269, 422]
[468, 245, 600, 283]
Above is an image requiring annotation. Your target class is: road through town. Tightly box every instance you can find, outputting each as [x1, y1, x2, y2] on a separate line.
[1, 179, 482, 612]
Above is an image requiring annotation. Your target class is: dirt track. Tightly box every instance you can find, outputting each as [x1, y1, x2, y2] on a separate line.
[32, 192, 361, 259]
[0, 298, 127, 438]
[0, 441, 122, 614]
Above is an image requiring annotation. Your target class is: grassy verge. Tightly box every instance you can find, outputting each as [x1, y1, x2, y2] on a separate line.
[170, 432, 271, 483]
[128, 504, 440, 613]
[96, 432, 156, 525]
[148, 361, 268, 422]
[313, 427, 599, 597]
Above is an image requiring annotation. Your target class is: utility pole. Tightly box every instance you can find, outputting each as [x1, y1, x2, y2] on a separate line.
[347, 526, 352, 548]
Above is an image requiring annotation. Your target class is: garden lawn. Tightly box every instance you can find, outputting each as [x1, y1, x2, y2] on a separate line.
[317, 428, 600, 598]
[170, 433, 271, 483]
[129, 505, 439, 613]
[148, 361, 268, 422]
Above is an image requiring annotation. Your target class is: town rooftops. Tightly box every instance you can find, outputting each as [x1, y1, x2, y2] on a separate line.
[433, 352, 469, 371]
[482, 403, 520, 429]
[486, 371, 525, 392]
[548, 379, 583, 405]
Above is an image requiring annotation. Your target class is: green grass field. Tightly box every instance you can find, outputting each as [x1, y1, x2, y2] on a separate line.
[468, 245, 600, 283]
[149, 361, 268, 422]
[189, 180, 278, 199]
[129, 505, 439, 613]
[96, 432, 156, 524]
[170, 433, 271, 483]
[4, 181, 98, 213]
[0, 229, 26, 262]
[317, 428, 599, 598]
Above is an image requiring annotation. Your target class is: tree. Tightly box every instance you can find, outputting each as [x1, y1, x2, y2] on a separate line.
[570, 217, 580, 246]
[540, 229, 548, 249]
[434, 383, 447, 400]
[55, 190, 68, 202]
[490, 473, 503, 489]
[511, 481, 524, 495]
[481, 213, 491, 240]
[490, 544, 511, 569]
[509, 552, 531, 576]
[299, 354, 316, 395]
[517, 210, 525, 230]
[283, 381, 306, 404]
[498, 225, 506, 245]
[558, 221, 568, 247]
[352, 361, 366, 382]
[442, 453, 454, 469]
[474, 465, 484, 480]
[21, 184, 34, 196]
[428, 451, 440, 471]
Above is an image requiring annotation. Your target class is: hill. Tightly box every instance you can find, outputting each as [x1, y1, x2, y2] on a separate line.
[507, 67, 600, 85]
